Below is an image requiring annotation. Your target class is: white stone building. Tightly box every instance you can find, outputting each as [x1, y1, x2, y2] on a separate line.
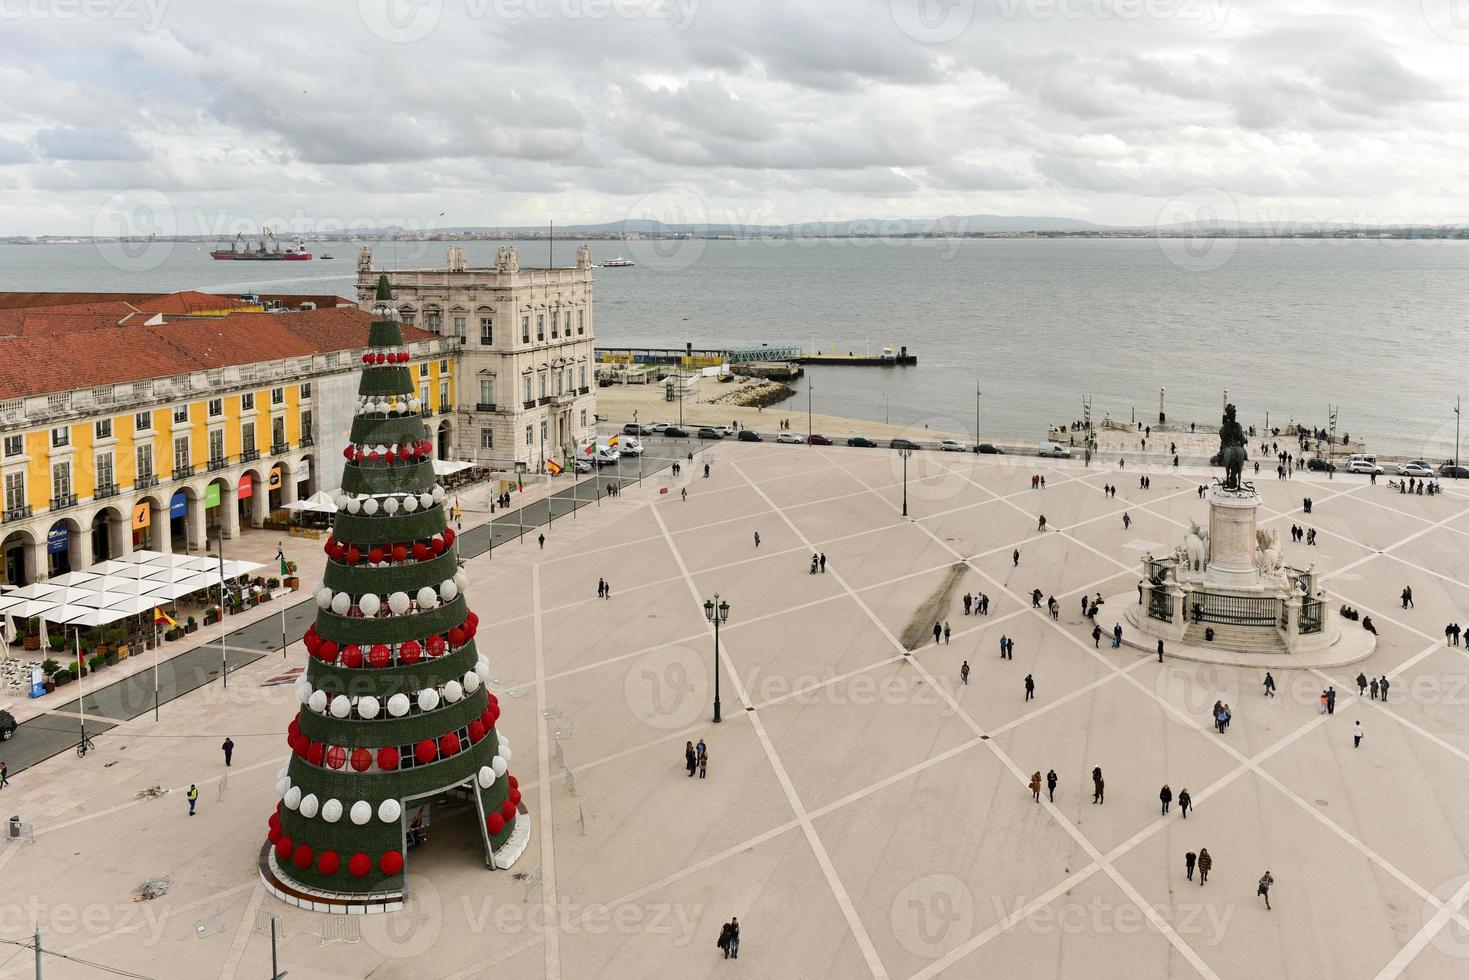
[356, 244, 596, 473]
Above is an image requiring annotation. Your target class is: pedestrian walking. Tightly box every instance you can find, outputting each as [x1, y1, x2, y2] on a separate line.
[1197, 848, 1212, 885]
[1111, 622, 1122, 648]
[222, 737, 234, 767]
[699, 746, 709, 779]
[933, 622, 943, 645]
[1024, 674, 1035, 701]
[1092, 773, 1105, 804]
[681, 487, 687, 501]
[1319, 691, 1328, 715]
[819, 553, 827, 573]
[0, 760, 8, 790]
[943, 622, 951, 644]
[1178, 788, 1191, 819]
[1353, 721, 1363, 748]
[999, 634, 1008, 659]
[1402, 586, 1413, 609]
[187, 784, 199, 816]
[964, 593, 972, 615]
[1380, 676, 1390, 702]
[1356, 672, 1368, 696]
[598, 578, 606, 599]
[1327, 686, 1336, 715]
[1160, 784, 1173, 814]
[718, 922, 733, 959]
[960, 661, 970, 685]
[1185, 850, 1197, 881]
[1157, 639, 1164, 663]
[685, 741, 697, 777]
[1370, 677, 1379, 700]
[1092, 625, 1102, 648]
[1029, 771, 1042, 802]
[753, 531, 761, 548]
[1258, 871, 1274, 909]
[1037, 514, 1047, 531]
[1263, 672, 1275, 697]
[979, 594, 989, 615]
[1123, 511, 1131, 529]
[538, 533, 545, 550]
[1013, 548, 1020, 567]
[1046, 769, 1057, 802]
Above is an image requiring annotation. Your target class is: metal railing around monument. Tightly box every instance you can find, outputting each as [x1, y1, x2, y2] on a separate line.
[1300, 597, 1324, 634]
[1146, 585, 1173, 623]
[1186, 591, 1279, 627]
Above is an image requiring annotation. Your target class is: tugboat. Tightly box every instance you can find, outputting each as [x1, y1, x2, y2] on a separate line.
[210, 228, 313, 261]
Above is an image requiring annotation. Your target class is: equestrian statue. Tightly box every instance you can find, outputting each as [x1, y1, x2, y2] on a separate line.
[1218, 403, 1249, 490]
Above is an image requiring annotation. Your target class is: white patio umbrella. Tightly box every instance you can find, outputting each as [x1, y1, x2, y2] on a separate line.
[220, 559, 264, 578]
[88, 559, 136, 575]
[51, 605, 134, 628]
[49, 571, 102, 587]
[1, 615, 16, 645]
[127, 550, 169, 564]
[140, 566, 206, 584]
[145, 573, 220, 601]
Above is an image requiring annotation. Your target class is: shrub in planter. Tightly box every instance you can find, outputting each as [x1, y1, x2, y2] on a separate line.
[267, 577, 281, 589]
[185, 616, 197, 634]
[40, 658, 61, 677]
[104, 651, 118, 666]
[88, 654, 105, 671]
[48, 635, 65, 652]
[42, 679, 55, 694]
[54, 669, 74, 685]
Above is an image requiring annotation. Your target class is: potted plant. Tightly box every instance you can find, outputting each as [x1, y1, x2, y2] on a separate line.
[23, 626, 40, 651]
[204, 605, 221, 626]
[104, 650, 117, 666]
[283, 560, 299, 590]
[185, 616, 197, 635]
[48, 634, 65, 653]
[266, 576, 281, 590]
[40, 658, 60, 678]
[54, 668, 74, 686]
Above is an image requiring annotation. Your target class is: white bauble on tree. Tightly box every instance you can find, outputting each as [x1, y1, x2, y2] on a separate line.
[463, 670, 481, 693]
[315, 587, 333, 609]
[329, 695, 351, 719]
[322, 799, 343, 823]
[276, 777, 292, 797]
[378, 799, 402, 823]
[388, 591, 411, 615]
[383, 496, 399, 515]
[418, 492, 434, 510]
[454, 571, 469, 593]
[418, 688, 440, 712]
[403, 495, 419, 513]
[284, 786, 302, 810]
[476, 657, 491, 684]
[350, 801, 372, 825]
[299, 793, 319, 819]
[358, 593, 381, 617]
[346, 497, 361, 514]
[478, 766, 494, 788]
[295, 679, 312, 703]
[387, 693, 410, 717]
[330, 592, 351, 615]
[432, 485, 446, 503]
[308, 690, 328, 714]
[358, 695, 380, 720]
[443, 680, 463, 703]
[362, 497, 379, 516]
[439, 579, 458, 602]
[492, 756, 508, 777]
[416, 586, 437, 609]
[500, 744, 513, 764]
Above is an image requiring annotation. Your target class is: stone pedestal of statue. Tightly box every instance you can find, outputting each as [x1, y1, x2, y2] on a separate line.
[1204, 485, 1262, 589]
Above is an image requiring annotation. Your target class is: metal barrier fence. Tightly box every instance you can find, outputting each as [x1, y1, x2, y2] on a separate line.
[1186, 592, 1279, 627]
[1146, 586, 1173, 622]
[1301, 598, 1324, 634]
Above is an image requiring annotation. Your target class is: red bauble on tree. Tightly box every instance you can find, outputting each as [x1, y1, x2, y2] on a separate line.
[318, 850, 340, 875]
[377, 747, 400, 771]
[351, 748, 373, 772]
[380, 851, 405, 875]
[486, 812, 504, 835]
[293, 843, 314, 869]
[439, 733, 460, 757]
[348, 852, 372, 877]
[325, 745, 347, 770]
[414, 739, 437, 765]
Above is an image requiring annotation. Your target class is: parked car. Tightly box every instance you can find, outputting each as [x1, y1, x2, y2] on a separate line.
[939, 439, 968, 452]
[737, 430, 763, 442]
[663, 426, 689, 438]
[1305, 457, 1336, 473]
[1037, 441, 1072, 458]
[595, 448, 621, 467]
[573, 458, 593, 473]
[1439, 464, 1469, 479]
[623, 422, 653, 436]
[847, 435, 876, 448]
[1347, 455, 1382, 475]
[1397, 459, 1435, 477]
[650, 422, 673, 432]
[0, 708, 15, 741]
[776, 432, 805, 444]
[697, 427, 724, 440]
[808, 434, 833, 446]
[974, 443, 1005, 455]
[889, 437, 922, 450]
[619, 438, 644, 456]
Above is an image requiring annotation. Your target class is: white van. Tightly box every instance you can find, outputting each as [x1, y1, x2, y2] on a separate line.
[1347, 454, 1381, 475]
[1037, 441, 1072, 458]
[619, 438, 644, 457]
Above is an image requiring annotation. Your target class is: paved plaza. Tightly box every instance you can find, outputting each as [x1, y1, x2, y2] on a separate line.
[3, 442, 1469, 979]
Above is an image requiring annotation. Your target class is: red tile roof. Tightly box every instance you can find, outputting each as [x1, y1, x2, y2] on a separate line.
[0, 301, 437, 401]
[0, 291, 353, 312]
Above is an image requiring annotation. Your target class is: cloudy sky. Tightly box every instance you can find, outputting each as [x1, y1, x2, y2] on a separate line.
[1, 0, 1466, 235]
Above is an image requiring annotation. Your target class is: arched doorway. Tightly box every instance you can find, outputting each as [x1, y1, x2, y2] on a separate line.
[167, 487, 194, 552]
[437, 419, 453, 460]
[296, 454, 314, 499]
[204, 476, 233, 538]
[46, 518, 83, 576]
[131, 495, 164, 552]
[2, 528, 36, 586]
[237, 469, 265, 530]
[268, 461, 288, 512]
[90, 506, 125, 563]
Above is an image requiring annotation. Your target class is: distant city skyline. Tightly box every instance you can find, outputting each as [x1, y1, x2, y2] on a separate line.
[2, 1, 1467, 235]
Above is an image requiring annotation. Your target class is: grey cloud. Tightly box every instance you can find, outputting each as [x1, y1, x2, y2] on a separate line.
[35, 126, 149, 161]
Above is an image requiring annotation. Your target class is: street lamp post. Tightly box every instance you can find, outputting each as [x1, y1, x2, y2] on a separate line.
[703, 593, 729, 723]
[974, 383, 981, 446]
[898, 446, 913, 517]
[807, 379, 814, 443]
[1455, 396, 1461, 474]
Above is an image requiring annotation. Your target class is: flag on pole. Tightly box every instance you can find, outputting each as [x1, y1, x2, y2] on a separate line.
[546, 458, 563, 476]
[608, 433, 619, 447]
[153, 607, 177, 629]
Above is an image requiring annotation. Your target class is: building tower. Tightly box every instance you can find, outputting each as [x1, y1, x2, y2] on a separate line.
[261, 276, 529, 912]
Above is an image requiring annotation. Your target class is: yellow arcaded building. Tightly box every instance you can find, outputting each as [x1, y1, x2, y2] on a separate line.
[0, 291, 458, 586]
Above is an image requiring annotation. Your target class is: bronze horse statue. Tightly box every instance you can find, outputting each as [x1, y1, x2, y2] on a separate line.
[1218, 403, 1248, 489]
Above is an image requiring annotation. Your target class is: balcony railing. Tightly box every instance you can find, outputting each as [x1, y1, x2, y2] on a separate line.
[439, 401, 452, 413]
[135, 474, 159, 490]
[271, 443, 290, 456]
[522, 400, 536, 410]
[299, 435, 314, 448]
[3, 505, 33, 522]
[94, 483, 120, 500]
[476, 403, 497, 412]
[578, 386, 590, 395]
[51, 492, 78, 510]
[174, 463, 194, 479]
[208, 456, 229, 472]
[241, 449, 260, 463]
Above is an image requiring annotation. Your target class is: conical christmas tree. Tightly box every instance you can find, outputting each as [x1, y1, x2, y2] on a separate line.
[263, 276, 528, 907]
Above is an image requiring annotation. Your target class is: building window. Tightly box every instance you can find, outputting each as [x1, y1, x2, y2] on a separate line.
[440, 359, 448, 373]
[272, 416, 286, 448]
[440, 382, 449, 409]
[241, 392, 255, 411]
[540, 419, 547, 444]
[207, 398, 223, 418]
[453, 316, 466, 340]
[173, 436, 190, 470]
[578, 309, 584, 334]
[425, 310, 442, 333]
[51, 461, 71, 501]
[136, 444, 153, 480]
[271, 387, 285, 406]
[420, 382, 430, 407]
[172, 404, 188, 424]
[3, 472, 23, 512]
[480, 317, 493, 345]
[539, 374, 547, 399]
[135, 411, 152, 431]
[556, 371, 564, 395]
[95, 418, 113, 440]
[208, 429, 224, 462]
[523, 377, 531, 404]
[401, 313, 415, 328]
[96, 452, 114, 489]
[551, 311, 559, 338]
[525, 425, 533, 446]
[579, 409, 587, 427]
[242, 422, 256, 453]
[300, 410, 312, 438]
[521, 315, 530, 343]
[480, 380, 494, 406]
[3, 434, 22, 457]
[580, 366, 587, 389]
[300, 383, 312, 400]
[51, 426, 69, 448]
[480, 428, 494, 450]
[536, 314, 544, 342]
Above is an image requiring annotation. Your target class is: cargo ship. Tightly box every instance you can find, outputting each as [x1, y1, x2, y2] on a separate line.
[210, 229, 312, 261]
